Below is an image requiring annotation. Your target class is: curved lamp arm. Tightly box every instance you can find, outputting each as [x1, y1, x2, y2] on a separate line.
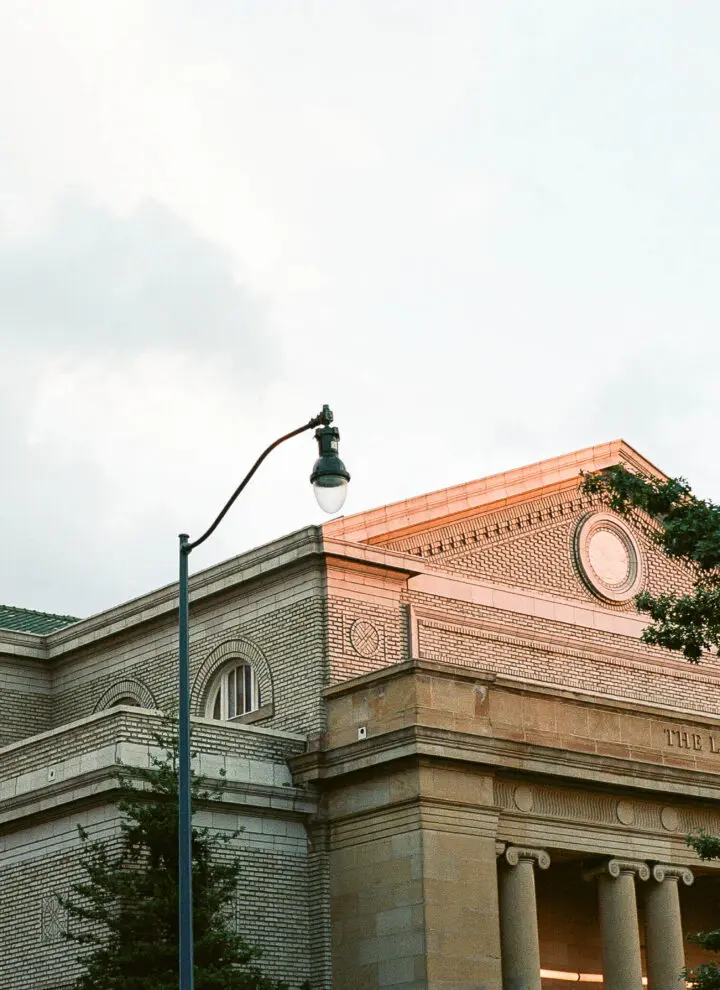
[184, 405, 334, 554]
[176, 402, 342, 990]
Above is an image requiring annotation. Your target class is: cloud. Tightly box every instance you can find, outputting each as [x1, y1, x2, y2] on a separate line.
[0, 197, 285, 616]
[0, 197, 271, 370]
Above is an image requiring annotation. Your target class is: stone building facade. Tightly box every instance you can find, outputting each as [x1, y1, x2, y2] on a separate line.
[1, 439, 718, 989]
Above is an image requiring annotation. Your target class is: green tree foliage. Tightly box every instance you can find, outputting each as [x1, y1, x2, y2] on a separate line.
[581, 464, 720, 662]
[682, 830, 720, 990]
[61, 731, 292, 990]
[582, 464, 720, 987]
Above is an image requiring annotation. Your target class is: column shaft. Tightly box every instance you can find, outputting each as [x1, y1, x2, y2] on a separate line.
[499, 851, 546, 990]
[597, 871, 644, 990]
[645, 866, 693, 990]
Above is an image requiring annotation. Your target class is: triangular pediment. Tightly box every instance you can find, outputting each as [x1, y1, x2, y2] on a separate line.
[323, 440, 694, 608]
[324, 440, 662, 547]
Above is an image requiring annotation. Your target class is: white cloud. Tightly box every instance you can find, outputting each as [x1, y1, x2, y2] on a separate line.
[0, 1, 718, 615]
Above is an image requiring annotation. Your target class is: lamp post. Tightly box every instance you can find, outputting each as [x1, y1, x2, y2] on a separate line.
[177, 404, 350, 990]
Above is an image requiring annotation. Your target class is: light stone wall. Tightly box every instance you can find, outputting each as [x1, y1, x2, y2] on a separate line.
[298, 659, 720, 989]
[326, 762, 502, 990]
[0, 708, 316, 990]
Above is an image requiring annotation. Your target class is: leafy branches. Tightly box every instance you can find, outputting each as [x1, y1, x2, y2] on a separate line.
[581, 465, 720, 661]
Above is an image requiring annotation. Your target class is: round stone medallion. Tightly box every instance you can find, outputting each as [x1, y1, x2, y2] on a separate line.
[574, 512, 644, 604]
[616, 800, 635, 825]
[661, 806, 680, 832]
[513, 785, 534, 812]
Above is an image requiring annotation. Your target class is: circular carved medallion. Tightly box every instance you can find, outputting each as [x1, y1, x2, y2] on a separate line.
[513, 786, 534, 812]
[661, 806, 680, 832]
[574, 512, 644, 603]
[616, 800, 635, 825]
[349, 619, 380, 657]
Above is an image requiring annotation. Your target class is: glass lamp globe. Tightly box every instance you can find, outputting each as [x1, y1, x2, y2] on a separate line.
[313, 478, 349, 514]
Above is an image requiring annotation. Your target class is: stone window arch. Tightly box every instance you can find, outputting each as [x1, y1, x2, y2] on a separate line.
[94, 678, 157, 712]
[192, 637, 273, 722]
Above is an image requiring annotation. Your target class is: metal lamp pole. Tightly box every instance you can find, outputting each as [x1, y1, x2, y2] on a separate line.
[177, 404, 350, 990]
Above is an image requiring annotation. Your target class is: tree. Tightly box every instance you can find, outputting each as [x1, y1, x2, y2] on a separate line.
[582, 464, 720, 988]
[61, 730, 292, 990]
[581, 465, 720, 662]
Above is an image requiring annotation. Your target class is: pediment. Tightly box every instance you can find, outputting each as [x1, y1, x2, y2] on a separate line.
[323, 440, 694, 609]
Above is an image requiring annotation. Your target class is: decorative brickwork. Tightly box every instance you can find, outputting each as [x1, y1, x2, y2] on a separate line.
[327, 597, 407, 683]
[382, 490, 694, 613]
[93, 677, 157, 711]
[410, 595, 720, 715]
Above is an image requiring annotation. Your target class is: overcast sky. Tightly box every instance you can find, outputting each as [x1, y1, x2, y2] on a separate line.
[1, 1, 718, 618]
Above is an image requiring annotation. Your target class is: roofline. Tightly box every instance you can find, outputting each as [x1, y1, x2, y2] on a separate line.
[322, 439, 665, 545]
[0, 527, 325, 659]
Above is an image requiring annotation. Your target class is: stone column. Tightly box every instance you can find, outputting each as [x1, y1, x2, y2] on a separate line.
[645, 864, 694, 990]
[584, 858, 649, 990]
[499, 846, 550, 990]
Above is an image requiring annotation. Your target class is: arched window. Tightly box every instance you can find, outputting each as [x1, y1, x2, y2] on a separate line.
[111, 696, 139, 707]
[208, 663, 261, 721]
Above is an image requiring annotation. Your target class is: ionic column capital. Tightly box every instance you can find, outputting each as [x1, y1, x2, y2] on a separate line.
[583, 858, 650, 882]
[504, 846, 551, 870]
[652, 863, 694, 886]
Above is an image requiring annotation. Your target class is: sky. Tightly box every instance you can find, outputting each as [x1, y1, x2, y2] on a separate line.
[1, 1, 718, 619]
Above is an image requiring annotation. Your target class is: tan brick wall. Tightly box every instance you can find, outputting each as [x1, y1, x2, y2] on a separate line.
[382, 489, 694, 612]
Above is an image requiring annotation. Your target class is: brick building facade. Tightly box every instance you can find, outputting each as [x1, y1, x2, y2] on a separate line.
[1, 440, 718, 989]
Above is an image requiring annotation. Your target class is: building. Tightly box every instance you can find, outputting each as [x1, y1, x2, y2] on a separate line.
[1, 439, 718, 990]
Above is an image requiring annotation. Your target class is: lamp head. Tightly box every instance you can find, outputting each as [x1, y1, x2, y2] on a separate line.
[310, 422, 350, 514]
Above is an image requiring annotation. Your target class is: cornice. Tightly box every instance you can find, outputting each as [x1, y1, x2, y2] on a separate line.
[0, 765, 316, 831]
[26, 527, 325, 658]
[0, 629, 49, 660]
[322, 439, 666, 546]
[290, 722, 720, 802]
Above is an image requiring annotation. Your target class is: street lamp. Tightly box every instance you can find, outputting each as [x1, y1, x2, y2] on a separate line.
[177, 404, 349, 990]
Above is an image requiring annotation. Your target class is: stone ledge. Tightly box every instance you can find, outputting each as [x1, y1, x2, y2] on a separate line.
[0, 763, 317, 830]
[292, 722, 720, 802]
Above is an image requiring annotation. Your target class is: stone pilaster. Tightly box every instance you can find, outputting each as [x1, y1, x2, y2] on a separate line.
[645, 864, 694, 990]
[499, 846, 550, 990]
[584, 859, 649, 990]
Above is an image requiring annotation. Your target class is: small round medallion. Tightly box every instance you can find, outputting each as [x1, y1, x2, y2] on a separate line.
[661, 806, 680, 832]
[616, 800, 635, 825]
[513, 785, 534, 812]
[349, 619, 380, 657]
[574, 512, 644, 603]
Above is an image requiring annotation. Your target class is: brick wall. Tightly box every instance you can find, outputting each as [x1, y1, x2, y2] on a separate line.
[0, 808, 314, 990]
[49, 562, 328, 737]
[383, 490, 694, 612]
[0, 709, 315, 990]
[410, 591, 720, 715]
[0, 657, 51, 747]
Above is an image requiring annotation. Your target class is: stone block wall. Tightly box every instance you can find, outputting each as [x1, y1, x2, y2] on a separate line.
[0, 709, 316, 990]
